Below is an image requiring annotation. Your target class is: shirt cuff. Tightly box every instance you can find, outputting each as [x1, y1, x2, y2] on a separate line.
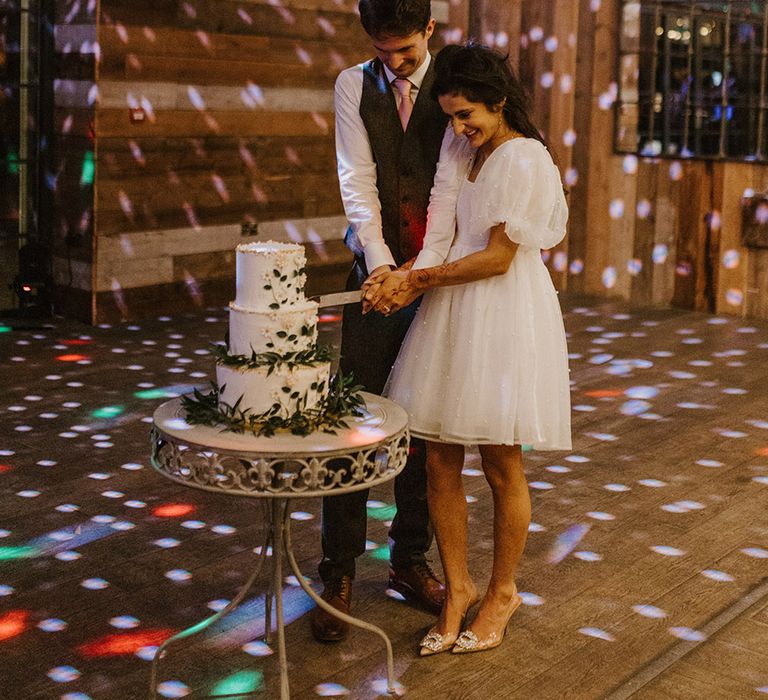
[363, 242, 397, 274]
[412, 248, 445, 270]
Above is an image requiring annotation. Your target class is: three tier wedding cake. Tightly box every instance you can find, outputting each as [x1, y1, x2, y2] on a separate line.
[183, 241, 363, 436]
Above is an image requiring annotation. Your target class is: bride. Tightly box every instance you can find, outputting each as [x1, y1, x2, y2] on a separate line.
[363, 42, 571, 655]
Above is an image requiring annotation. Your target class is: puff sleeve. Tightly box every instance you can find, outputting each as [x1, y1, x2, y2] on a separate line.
[412, 128, 472, 270]
[484, 139, 568, 251]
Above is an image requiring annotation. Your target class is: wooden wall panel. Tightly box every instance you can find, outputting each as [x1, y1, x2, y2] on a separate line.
[49, 0, 768, 322]
[671, 161, 709, 310]
[76, 0, 473, 321]
[650, 160, 680, 306]
[565, 0, 599, 296]
[582, 0, 620, 297]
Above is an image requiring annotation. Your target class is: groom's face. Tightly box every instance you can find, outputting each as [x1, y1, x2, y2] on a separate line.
[371, 19, 435, 79]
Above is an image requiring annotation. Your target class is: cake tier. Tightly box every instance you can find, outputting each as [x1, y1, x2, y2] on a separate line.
[235, 241, 307, 311]
[228, 300, 318, 356]
[217, 361, 331, 418]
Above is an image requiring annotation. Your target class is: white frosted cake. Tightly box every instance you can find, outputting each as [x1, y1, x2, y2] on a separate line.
[216, 241, 331, 417]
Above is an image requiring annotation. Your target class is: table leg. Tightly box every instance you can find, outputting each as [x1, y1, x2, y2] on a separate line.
[282, 505, 400, 696]
[148, 514, 272, 700]
[271, 499, 290, 699]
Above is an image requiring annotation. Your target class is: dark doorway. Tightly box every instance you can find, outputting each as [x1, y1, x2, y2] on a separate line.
[0, 0, 54, 316]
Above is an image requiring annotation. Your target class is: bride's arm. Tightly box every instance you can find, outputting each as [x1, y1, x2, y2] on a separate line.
[366, 223, 518, 313]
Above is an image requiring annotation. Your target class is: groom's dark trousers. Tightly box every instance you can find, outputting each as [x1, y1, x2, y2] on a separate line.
[318, 255, 430, 582]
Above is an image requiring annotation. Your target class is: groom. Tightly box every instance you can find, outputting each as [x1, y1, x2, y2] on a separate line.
[311, 0, 450, 642]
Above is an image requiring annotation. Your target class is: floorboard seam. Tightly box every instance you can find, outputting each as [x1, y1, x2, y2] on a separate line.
[604, 576, 768, 699]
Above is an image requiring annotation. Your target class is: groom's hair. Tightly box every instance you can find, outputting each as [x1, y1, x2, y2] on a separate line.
[358, 0, 432, 38]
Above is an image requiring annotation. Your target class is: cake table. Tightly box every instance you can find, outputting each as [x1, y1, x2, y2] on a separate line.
[149, 393, 409, 699]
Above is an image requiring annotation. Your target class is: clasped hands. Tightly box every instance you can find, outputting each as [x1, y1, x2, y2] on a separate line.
[362, 265, 421, 316]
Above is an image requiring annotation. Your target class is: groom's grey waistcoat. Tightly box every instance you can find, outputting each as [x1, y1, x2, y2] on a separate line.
[356, 57, 448, 266]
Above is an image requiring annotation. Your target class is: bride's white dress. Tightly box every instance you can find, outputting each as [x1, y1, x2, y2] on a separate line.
[385, 137, 572, 449]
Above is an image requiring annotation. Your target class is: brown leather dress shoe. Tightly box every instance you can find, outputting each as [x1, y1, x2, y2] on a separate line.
[388, 562, 445, 615]
[310, 575, 352, 642]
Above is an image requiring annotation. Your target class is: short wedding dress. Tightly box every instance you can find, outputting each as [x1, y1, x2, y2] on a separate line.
[385, 137, 572, 449]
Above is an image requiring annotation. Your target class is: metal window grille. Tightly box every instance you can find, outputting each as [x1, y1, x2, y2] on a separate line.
[617, 1, 768, 161]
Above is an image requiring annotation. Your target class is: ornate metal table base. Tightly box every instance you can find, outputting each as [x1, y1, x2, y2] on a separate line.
[148, 395, 409, 699]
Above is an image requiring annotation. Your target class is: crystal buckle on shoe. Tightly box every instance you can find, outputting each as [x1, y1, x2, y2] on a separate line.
[454, 629, 479, 650]
[420, 630, 449, 652]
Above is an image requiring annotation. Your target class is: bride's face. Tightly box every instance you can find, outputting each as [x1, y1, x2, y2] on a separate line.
[439, 92, 505, 149]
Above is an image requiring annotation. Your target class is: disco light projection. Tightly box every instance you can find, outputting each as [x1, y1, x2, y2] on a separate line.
[652, 244, 668, 264]
[315, 683, 351, 697]
[578, 627, 615, 642]
[48, 666, 82, 682]
[601, 267, 617, 288]
[726, 288, 744, 306]
[183, 270, 204, 306]
[369, 545, 390, 561]
[519, 592, 545, 606]
[546, 523, 590, 563]
[210, 670, 264, 696]
[0, 610, 28, 641]
[80, 151, 95, 185]
[153, 503, 195, 518]
[79, 629, 175, 658]
[90, 405, 125, 419]
[157, 680, 191, 698]
[201, 586, 315, 651]
[668, 627, 706, 642]
[366, 501, 396, 521]
[650, 546, 686, 557]
[56, 353, 90, 362]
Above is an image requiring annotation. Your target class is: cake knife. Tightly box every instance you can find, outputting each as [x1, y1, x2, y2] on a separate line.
[312, 290, 363, 308]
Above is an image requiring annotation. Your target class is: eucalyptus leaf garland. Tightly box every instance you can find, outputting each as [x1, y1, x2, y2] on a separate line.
[180, 371, 366, 437]
[213, 342, 333, 374]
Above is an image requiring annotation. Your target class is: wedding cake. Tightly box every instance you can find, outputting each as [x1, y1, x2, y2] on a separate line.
[216, 241, 331, 418]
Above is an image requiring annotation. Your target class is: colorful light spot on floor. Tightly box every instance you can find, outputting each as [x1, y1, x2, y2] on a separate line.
[56, 354, 90, 362]
[157, 680, 191, 698]
[668, 626, 707, 642]
[242, 640, 273, 657]
[650, 546, 686, 557]
[0, 546, 39, 560]
[632, 604, 667, 619]
[47, 666, 81, 682]
[366, 502, 397, 521]
[315, 683, 351, 696]
[91, 405, 126, 419]
[210, 670, 264, 696]
[578, 627, 615, 642]
[0, 610, 28, 641]
[79, 629, 175, 657]
[153, 503, 195, 518]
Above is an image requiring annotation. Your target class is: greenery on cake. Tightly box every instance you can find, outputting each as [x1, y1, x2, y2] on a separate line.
[181, 371, 366, 437]
[212, 340, 332, 373]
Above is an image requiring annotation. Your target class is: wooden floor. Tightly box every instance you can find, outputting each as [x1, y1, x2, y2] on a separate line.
[1, 297, 767, 700]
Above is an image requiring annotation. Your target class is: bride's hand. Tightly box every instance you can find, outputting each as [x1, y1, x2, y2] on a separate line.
[369, 271, 420, 315]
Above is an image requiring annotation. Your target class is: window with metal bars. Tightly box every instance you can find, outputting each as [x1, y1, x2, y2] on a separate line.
[617, 1, 768, 161]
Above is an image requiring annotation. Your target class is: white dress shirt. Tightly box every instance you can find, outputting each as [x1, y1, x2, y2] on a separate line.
[334, 53, 464, 273]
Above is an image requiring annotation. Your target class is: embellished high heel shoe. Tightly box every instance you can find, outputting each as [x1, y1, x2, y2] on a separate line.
[419, 589, 479, 657]
[451, 591, 522, 654]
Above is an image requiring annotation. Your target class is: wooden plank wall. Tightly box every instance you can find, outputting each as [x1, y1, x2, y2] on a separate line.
[49, 0, 768, 322]
[51, 0, 465, 322]
[498, 0, 768, 319]
[85, 0, 370, 322]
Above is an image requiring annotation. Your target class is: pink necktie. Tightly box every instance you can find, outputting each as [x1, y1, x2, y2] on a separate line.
[393, 78, 413, 130]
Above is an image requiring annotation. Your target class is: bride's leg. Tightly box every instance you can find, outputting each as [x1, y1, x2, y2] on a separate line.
[468, 444, 529, 640]
[425, 441, 477, 634]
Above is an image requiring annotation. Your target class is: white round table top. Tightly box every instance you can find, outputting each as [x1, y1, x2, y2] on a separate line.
[152, 392, 408, 456]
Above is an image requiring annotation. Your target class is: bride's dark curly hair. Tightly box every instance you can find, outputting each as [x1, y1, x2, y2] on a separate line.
[431, 42, 547, 148]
